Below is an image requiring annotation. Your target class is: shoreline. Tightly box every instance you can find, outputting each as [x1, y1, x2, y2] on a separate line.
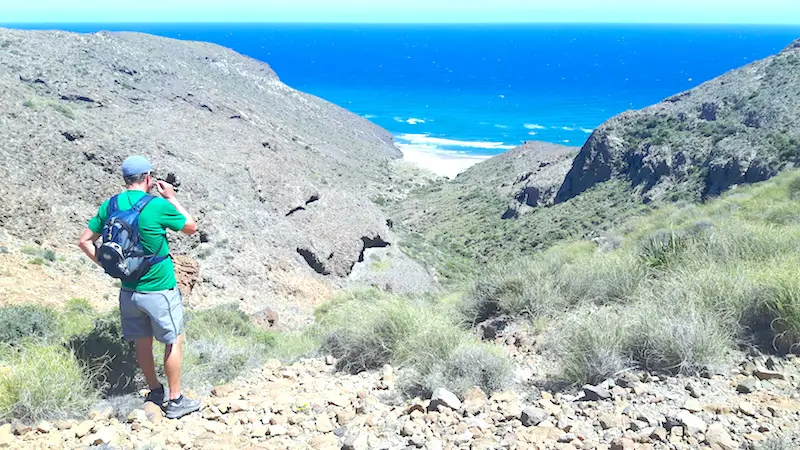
[397, 145, 492, 179]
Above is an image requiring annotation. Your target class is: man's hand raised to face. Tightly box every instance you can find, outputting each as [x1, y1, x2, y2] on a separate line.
[156, 180, 177, 200]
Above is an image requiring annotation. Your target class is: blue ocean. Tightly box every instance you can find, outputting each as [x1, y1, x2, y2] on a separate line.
[12, 23, 800, 155]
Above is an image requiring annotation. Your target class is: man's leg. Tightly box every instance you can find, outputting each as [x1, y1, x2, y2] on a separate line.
[134, 336, 161, 390]
[164, 334, 183, 400]
[145, 287, 200, 419]
[121, 290, 163, 403]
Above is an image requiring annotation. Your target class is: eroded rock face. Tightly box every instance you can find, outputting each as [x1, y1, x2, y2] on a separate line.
[555, 39, 800, 204]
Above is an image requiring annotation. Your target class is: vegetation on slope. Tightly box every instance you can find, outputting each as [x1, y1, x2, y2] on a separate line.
[462, 170, 800, 383]
[394, 179, 650, 283]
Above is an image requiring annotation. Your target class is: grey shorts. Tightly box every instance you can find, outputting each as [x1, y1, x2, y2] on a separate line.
[119, 288, 185, 344]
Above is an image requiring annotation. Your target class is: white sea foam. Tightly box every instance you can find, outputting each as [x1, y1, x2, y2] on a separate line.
[362, 114, 378, 119]
[396, 142, 491, 179]
[406, 118, 426, 125]
[524, 124, 547, 130]
[393, 117, 405, 123]
[561, 126, 576, 131]
[528, 131, 538, 136]
[580, 127, 594, 133]
[396, 134, 514, 150]
[494, 124, 509, 129]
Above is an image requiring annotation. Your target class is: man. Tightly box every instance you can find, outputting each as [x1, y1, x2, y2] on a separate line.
[78, 155, 201, 419]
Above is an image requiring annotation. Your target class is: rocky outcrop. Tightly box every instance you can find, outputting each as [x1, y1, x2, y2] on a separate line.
[555, 38, 800, 204]
[0, 28, 435, 319]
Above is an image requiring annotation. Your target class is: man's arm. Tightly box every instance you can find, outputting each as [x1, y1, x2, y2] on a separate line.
[78, 228, 102, 266]
[157, 181, 198, 235]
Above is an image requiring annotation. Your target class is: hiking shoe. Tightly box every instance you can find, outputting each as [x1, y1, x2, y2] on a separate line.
[165, 395, 202, 419]
[145, 385, 165, 406]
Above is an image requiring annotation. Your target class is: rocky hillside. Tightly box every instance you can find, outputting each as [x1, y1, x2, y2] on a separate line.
[391, 142, 645, 280]
[0, 28, 435, 322]
[556, 38, 800, 204]
[394, 38, 800, 278]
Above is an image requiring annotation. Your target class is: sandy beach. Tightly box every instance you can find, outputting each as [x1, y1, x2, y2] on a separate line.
[398, 146, 491, 178]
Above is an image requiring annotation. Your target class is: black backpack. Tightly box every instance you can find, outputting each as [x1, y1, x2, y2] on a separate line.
[97, 194, 167, 284]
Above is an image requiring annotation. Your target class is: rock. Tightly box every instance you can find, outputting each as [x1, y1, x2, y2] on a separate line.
[686, 382, 703, 398]
[706, 422, 739, 450]
[738, 402, 757, 417]
[463, 387, 488, 414]
[203, 420, 227, 434]
[430, 388, 462, 411]
[315, 415, 335, 433]
[426, 438, 444, 450]
[0, 424, 12, 446]
[54, 420, 73, 431]
[754, 368, 786, 381]
[521, 406, 549, 427]
[250, 426, 268, 437]
[127, 409, 148, 424]
[325, 355, 335, 365]
[265, 358, 282, 370]
[88, 407, 113, 421]
[36, 421, 53, 433]
[309, 434, 339, 450]
[268, 424, 287, 436]
[229, 399, 248, 413]
[598, 413, 623, 430]
[86, 427, 118, 446]
[675, 411, 707, 435]
[410, 434, 426, 447]
[610, 437, 636, 450]
[682, 398, 703, 413]
[343, 432, 369, 450]
[73, 420, 95, 438]
[582, 384, 612, 401]
[651, 427, 668, 442]
[401, 421, 416, 437]
[144, 401, 165, 424]
[336, 408, 357, 425]
[736, 380, 758, 394]
[744, 432, 765, 442]
[12, 422, 30, 436]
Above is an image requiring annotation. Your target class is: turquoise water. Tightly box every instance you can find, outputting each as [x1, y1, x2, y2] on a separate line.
[12, 23, 800, 155]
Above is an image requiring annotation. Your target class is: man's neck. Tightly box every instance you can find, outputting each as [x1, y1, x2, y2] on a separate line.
[126, 184, 148, 193]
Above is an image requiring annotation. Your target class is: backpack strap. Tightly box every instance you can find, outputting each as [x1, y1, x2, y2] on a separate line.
[108, 195, 120, 215]
[131, 194, 155, 213]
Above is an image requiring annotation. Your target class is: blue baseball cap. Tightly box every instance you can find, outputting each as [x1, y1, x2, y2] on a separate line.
[121, 155, 153, 177]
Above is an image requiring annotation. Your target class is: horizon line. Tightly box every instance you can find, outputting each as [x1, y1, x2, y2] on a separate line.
[5, 21, 800, 26]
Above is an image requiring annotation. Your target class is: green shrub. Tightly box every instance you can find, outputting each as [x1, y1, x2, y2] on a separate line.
[20, 245, 40, 255]
[549, 299, 732, 384]
[320, 295, 466, 375]
[180, 305, 313, 392]
[629, 299, 733, 375]
[787, 176, 800, 201]
[42, 249, 56, 262]
[638, 228, 690, 268]
[460, 261, 565, 325]
[752, 266, 800, 353]
[414, 343, 514, 397]
[50, 103, 75, 119]
[548, 308, 633, 384]
[0, 344, 98, 422]
[0, 305, 61, 345]
[28, 257, 45, 265]
[68, 312, 140, 397]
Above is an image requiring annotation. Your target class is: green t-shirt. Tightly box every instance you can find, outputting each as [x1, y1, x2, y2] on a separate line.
[88, 190, 187, 292]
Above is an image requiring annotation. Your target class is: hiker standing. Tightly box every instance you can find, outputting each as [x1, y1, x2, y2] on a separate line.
[78, 155, 202, 419]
